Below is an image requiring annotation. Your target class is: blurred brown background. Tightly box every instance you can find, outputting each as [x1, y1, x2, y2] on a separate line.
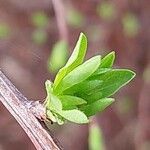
[0, 0, 149, 150]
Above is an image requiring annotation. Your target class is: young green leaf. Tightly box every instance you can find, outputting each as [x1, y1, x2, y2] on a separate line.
[44, 80, 53, 107]
[81, 98, 114, 117]
[54, 33, 87, 89]
[91, 68, 112, 77]
[46, 110, 57, 122]
[63, 79, 103, 96]
[45, 80, 62, 112]
[56, 117, 65, 125]
[85, 69, 136, 103]
[58, 95, 87, 110]
[54, 113, 65, 125]
[89, 51, 114, 77]
[45, 80, 53, 94]
[47, 94, 62, 112]
[100, 51, 115, 68]
[48, 40, 68, 73]
[55, 55, 101, 94]
[58, 109, 89, 124]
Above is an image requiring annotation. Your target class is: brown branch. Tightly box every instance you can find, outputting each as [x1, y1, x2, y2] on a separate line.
[0, 70, 62, 150]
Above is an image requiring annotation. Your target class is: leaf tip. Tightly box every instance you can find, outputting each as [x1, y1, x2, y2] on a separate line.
[110, 50, 115, 56]
[45, 80, 51, 86]
[80, 32, 86, 37]
[45, 80, 52, 90]
[108, 51, 115, 60]
[82, 117, 90, 124]
[130, 70, 136, 79]
[108, 98, 115, 103]
[124, 69, 136, 79]
[79, 32, 87, 42]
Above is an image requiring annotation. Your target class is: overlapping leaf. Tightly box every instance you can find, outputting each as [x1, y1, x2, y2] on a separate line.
[58, 109, 89, 124]
[100, 51, 115, 68]
[55, 55, 101, 94]
[83, 69, 135, 103]
[80, 98, 115, 117]
[58, 95, 87, 110]
[63, 79, 103, 95]
[54, 33, 87, 89]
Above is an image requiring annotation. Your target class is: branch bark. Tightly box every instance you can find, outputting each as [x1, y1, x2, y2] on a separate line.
[0, 70, 62, 150]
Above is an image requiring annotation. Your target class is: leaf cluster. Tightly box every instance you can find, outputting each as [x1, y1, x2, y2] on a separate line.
[44, 33, 135, 124]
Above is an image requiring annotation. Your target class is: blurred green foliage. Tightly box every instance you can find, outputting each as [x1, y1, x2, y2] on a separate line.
[67, 8, 85, 28]
[115, 97, 134, 115]
[88, 25, 102, 42]
[143, 66, 150, 83]
[31, 11, 49, 45]
[97, 1, 116, 21]
[32, 29, 48, 45]
[89, 123, 105, 150]
[0, 23, 10, 39]
[122, 12, 140, 37]
[31, 11, 49, 28]
[47, 40, 68, 73]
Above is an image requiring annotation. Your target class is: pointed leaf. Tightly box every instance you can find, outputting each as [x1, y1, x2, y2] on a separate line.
[45, 82, 62, 111]
[58, 109, 89, 124]
[85, 69, 135, 103]
[91, 68, 112, 77]
[54, 113, 65, 125]
[59, 95, 87, 110]
[63, 79, 103, 96]
[54, 33, 87, 88]
[81, 98, 115, 117]
[44, 80, 53, 107]
[46, 94, 62, 112]
[45, 80, 53, 95]
[46, 110, 57, 122]
[100, 51, 115, 68]
[55, 55, 101, 94]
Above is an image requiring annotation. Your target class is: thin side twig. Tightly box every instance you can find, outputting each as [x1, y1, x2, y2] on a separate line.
[0, 70, 62, 150]
[52, 0, 68, 41]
